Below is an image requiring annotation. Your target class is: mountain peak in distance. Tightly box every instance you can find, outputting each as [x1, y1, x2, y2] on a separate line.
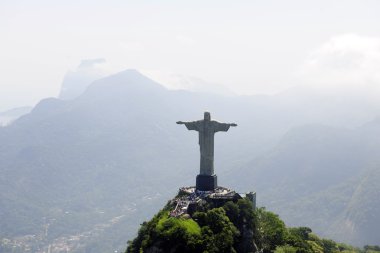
[80, 69, 168, 99]
[59, 58, 109, 100]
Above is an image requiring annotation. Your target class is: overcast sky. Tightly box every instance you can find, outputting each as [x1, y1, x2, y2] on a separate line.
[1, 0, 380, 111]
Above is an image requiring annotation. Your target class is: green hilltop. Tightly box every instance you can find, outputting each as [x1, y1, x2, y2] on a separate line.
[126, 191, 380, 253]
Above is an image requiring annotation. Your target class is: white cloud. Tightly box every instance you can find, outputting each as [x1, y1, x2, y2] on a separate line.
[298, 34, 380, 87]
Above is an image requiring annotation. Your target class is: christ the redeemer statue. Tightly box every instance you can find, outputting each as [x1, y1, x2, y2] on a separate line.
[177, 112, 237, 191]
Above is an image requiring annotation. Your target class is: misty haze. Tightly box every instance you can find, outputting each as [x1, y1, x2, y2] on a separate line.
[1, 1, 380, 253]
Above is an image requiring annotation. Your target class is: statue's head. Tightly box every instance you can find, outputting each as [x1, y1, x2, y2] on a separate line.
[204, 111, 211, 121]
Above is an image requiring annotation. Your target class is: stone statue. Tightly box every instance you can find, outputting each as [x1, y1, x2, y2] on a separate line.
[177, 112, 237, 191]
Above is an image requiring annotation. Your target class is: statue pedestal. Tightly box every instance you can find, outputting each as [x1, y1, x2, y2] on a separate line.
[196, 174, 217, 191]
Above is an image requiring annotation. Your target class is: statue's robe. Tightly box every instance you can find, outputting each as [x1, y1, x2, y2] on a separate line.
[184, 120, 231, 175]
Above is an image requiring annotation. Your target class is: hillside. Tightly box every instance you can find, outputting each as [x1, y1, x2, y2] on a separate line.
[0, 106, 32, 126]
[126, 190, 376, 253]
[230, 122, 380, 246]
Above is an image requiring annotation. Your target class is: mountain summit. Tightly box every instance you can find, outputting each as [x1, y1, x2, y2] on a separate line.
[59, 58, 109, 100]
[80, 69, 167, 99]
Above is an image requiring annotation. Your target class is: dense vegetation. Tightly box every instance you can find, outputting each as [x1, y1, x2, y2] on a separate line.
[126, 197, 380, 253]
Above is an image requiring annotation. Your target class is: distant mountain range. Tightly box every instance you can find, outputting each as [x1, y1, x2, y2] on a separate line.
[0, 106, 32, 126]
[231, 120, 380, 246]
[1, 69, 380, 252]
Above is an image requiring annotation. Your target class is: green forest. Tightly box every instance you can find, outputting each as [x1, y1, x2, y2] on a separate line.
[126, 196, 380, 253]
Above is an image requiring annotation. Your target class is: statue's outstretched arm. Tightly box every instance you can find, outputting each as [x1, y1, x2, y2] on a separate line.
[214, 122, 237, 132]
[176, 120, 200, 131]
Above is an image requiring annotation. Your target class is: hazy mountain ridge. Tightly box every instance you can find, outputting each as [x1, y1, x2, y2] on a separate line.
[58, 58, 109, 100]
[0, 106, 32, 126]
[232, 121, 380, 245]
[0, 71, 187, 252]
[1, 69, 380, 251]
[329, 166, 380, 245]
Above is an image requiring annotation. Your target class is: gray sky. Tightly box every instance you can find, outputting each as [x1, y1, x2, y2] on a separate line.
[1, 0, 380, 111]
